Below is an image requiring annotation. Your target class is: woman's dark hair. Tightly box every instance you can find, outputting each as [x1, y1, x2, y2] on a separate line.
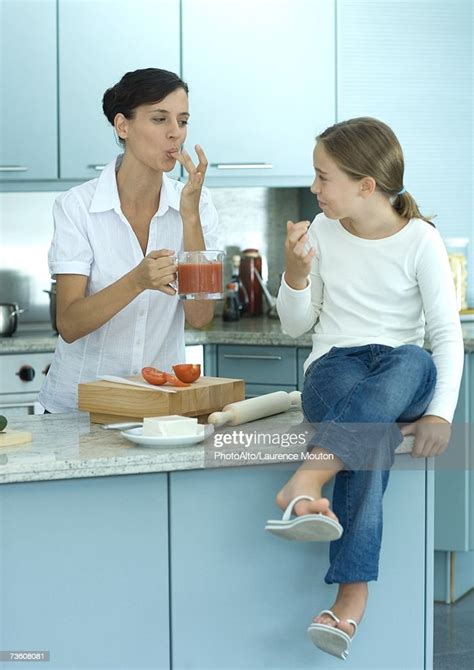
[102, 68, 189, 135]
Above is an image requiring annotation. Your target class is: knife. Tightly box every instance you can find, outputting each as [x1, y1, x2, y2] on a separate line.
[98, 375, 177, 393]
[102, 422, 143, 430]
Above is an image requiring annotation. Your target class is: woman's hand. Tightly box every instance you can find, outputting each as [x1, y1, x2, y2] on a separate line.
[175, 145, 208, 222]
[132, 249, 177, 295]
[401, 415, 452, 458]
[284, 220, 317, 290]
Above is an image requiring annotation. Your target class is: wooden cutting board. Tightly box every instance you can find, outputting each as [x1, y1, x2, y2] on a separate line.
[0, 430, 33, 447]
[78, 375, 246, 424]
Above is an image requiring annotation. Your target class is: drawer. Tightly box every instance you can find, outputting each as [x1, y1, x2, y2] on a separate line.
[297, 347, 312, 390]
[217, 345, 297, 385]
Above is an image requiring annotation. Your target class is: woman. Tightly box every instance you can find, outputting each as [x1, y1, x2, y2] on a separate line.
[39, 68, 220, 413]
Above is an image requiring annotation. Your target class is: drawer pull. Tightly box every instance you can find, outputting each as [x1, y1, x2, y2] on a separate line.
[88, 164, 106, 171]
[223, 354, 283, 361]
[0, 165, 28, 172]
[210, 163, 273, 170]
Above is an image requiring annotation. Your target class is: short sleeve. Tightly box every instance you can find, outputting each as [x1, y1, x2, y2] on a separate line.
[48, 191, 93, 278]
[198, 187, 221, 251]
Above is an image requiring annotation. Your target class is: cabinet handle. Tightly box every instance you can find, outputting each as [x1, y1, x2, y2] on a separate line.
[210, 163, 273, 170]
[0, 165, 28, 172]
[0, 402, 35, 409]
[223, 354, 283, 361]
[88, 164, 106, 171]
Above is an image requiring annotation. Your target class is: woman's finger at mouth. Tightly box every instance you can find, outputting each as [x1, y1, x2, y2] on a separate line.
[176, 149, 196, 174]
[195, 144, 208, 172]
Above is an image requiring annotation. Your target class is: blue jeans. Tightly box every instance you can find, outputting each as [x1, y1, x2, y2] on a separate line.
[301, 344, 437, 583]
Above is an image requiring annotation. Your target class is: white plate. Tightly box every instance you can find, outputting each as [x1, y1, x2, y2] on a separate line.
[120, 424, 214, 447]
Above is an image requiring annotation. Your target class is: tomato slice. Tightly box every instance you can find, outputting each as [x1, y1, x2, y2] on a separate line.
[164, 373, 191, 387]
[172, 363, 201, 383]
[141, 367, 167, 386]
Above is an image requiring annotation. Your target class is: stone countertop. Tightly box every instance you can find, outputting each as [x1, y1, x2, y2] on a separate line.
[0, 411, 416, 484]
[2, 318, 474, 354]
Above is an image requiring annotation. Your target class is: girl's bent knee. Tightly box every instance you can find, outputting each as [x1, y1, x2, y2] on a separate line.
[395, 345, 436, 378]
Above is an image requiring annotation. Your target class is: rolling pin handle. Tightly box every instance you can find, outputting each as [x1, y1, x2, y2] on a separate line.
[289, 391, 302, 408]
[207, 410, 233, 426]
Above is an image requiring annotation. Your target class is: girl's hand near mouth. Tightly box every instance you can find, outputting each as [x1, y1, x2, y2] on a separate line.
[175, 145, 208, 222]
[284, 219, 317, 290]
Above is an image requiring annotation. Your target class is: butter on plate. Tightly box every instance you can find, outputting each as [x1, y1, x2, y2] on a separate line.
[142, 415, 204, 437]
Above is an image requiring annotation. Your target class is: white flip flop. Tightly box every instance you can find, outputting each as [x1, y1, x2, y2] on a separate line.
[265, 495, 343, 541]
[307, 609, 358, 661]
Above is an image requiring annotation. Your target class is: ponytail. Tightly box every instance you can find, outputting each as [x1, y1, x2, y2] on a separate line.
[392, 191, 435, 227]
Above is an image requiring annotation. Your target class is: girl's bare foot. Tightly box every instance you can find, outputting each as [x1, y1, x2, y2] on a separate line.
[275, 453, 341, 524]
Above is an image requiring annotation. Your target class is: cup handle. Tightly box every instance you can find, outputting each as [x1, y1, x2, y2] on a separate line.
[169, 255, 178, 292]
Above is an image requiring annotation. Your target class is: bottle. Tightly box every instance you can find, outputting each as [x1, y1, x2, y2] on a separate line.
[231, 255, 249, 315]
[445, 238, 469, 311]
[240, 249, 263, 316]
[222, 282, 241, 322]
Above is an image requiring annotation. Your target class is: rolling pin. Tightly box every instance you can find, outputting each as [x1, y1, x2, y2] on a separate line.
[208, 391, 302, 427]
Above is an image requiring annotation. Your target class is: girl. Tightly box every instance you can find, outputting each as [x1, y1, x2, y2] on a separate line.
[270, 117, 464, 660]
[39, 68, 219, 413]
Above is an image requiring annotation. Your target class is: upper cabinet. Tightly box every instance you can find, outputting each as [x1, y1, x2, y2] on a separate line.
[182, 0, 336, 187]
[59, 0, 180, 180]
[1, 0, 335, 188]
[0, 0, 58, 180]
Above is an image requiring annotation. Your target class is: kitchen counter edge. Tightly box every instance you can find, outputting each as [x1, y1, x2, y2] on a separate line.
[2, 318, 474, 354]
[0, 411, 419, 485]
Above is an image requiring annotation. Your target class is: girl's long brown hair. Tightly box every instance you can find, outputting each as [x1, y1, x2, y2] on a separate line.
[317, 117, 435, 225]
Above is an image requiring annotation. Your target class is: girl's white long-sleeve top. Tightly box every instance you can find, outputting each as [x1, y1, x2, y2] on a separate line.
[276, 214, 464, 423]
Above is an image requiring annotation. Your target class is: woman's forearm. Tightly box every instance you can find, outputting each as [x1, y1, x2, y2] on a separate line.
[57, 270, 143, 343]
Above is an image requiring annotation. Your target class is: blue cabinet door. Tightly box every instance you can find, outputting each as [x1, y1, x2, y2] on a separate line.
[0, 474, 170, 669]
[59, 0, 180, 180]
[182, 0, 335, 186]
[434, 352, 471, 551]
[0, 0, 57, 180]
[469, 352, 473, 550]
[170, 465, 432, 669]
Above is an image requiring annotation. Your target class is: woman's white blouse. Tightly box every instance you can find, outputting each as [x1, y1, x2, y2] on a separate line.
[39, 156, 220, 413]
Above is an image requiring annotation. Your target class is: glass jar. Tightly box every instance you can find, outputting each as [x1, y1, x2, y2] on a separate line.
[240, 249, 263, 316]
[177, 250, 225, 300]
[444, 238, 469, 311]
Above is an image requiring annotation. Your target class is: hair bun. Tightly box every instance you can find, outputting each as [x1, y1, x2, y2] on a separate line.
[102, 85, 118, 124]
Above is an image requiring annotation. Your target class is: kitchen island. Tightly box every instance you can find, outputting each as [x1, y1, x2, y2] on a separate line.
[0, 412, 433, 669]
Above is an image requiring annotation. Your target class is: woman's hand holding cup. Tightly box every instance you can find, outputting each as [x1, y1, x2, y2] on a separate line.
[284, 220, 316, 290]
[133, 250, 177, 295]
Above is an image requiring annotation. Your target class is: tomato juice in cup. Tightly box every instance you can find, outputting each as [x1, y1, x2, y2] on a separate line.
[177, 250, 225, 300]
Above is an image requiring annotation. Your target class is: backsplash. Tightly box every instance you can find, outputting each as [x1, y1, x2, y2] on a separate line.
[210, 187, 315, 297]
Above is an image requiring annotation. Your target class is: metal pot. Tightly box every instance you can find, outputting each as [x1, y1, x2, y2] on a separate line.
[0, 303, 25, 337]
[43, 283, 57, 333]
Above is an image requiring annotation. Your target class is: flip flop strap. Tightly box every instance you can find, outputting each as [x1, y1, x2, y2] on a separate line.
[282, 495, 315, 520]
[318, 609, 340, 623]
[318, 610, 358, 636]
